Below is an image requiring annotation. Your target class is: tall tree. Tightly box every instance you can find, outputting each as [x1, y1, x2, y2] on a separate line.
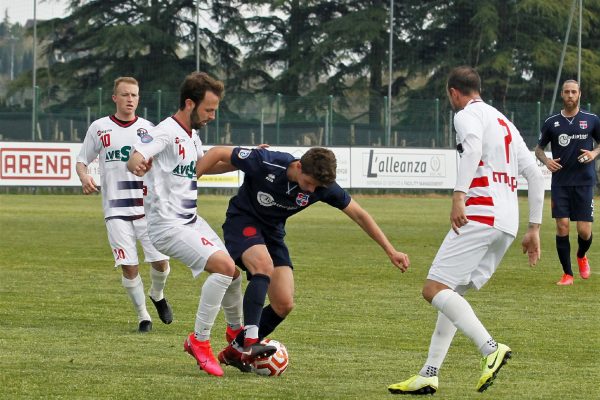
[15, 0, 242, 111]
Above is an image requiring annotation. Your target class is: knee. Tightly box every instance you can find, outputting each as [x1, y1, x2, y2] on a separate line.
[271, 299, 294, 317]
[209, 253, 236, 277]
[422, 281, 445, 303]
[556, 222, 570, 236]
[151, 259, 169, 272]
[421, 286, 434, 303]
[121, 265, 139, 280]
[245, 254, 275, 277]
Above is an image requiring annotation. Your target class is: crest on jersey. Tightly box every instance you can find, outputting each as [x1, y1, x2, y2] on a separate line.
[238, 149, 251, 159]
[580, 121, 588, 129]
[558, 133, 570, 147]
[296, 193, 310, 207]
[137, 128, 153, 143]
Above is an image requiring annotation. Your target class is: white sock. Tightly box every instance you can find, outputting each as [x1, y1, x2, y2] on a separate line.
[422, 311, 457, 372]
[221, 274, 243, 330]
[122, 274, 151, 322]
[431, 289, 493, 356]
[244, 325, 259, 341]
[194, 273, 233, 341]
[149, 263, 170, 301]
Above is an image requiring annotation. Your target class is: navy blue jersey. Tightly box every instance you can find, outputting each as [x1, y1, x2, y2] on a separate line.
[538, 110, 600, 186]
[226, 147, 351, 231]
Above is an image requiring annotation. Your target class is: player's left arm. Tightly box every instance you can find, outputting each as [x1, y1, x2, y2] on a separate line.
[341, 199, 410, 272]
[516, 134, 543, 266]
[578, 116, 600, 163]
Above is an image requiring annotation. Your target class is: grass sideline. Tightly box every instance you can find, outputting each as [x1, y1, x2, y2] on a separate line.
[0, 194, 598, 399]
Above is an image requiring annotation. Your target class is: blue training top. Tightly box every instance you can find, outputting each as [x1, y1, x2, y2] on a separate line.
[226, 147, 351, 231]
[538, 110, 600, 186]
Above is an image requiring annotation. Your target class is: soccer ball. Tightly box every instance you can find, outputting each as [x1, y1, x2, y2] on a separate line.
[250, 339, 289, 376]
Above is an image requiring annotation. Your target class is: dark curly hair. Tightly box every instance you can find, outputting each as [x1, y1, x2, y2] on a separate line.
[179, 72, 224, 110]
[300, 147, 337, 185]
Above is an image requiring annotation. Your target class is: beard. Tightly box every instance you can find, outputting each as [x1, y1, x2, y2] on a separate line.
[564, 99, 579, 112]
[190, 112, 205, 130]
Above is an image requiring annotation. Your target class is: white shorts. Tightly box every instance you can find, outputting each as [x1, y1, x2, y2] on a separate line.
[105, 218, 169, 267]
[151, 216, 227, 278]
[427, 222, 514, 290]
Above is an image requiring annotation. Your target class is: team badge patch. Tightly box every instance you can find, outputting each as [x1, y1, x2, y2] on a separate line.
[238, 149, 251, 159]
[296, 193, 309, 207]
[137, 128, 153, 143]
[580, 121, 588, 129]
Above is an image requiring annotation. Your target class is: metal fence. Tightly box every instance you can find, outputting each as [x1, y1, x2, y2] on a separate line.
[0, 87, 592, 148]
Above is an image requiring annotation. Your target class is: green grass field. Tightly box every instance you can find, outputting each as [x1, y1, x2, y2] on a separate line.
[1, 194, 598, 399]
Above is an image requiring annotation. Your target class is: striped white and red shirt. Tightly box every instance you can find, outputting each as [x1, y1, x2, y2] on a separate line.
[454, 99, 538, 237]
[77, 115, 154, 220]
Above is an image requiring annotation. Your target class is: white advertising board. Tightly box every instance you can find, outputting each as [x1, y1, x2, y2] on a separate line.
[0, 142, 552, 191]
[350, 147, 457, 189]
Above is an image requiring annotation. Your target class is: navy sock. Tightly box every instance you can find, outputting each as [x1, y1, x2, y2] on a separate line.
[235, 273, 270, 346]
[556, 235, 572, 276]
[577, 234, 592, 258]
[258, 304, 285, 340]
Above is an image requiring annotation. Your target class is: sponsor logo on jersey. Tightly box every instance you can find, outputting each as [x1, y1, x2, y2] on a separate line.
[257, 191, 275, 206]
[175, 137, 187, 144]
[238, 149, 251, 159]
[580, 121, 588, 129]
[296, 193, 310, 207]
[172, 160, 196, 179]
[256, 191, 298, 210]
[554, 121, 560, 127]
[105, 146, 132, 162]
[97, 129, 112, 136]
[137, 128, 153, 143]
[558, 134, 570, 147]
[266, 173, 275, 183]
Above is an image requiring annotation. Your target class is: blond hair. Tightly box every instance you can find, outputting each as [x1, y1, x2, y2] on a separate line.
[113, 77, 139, 94]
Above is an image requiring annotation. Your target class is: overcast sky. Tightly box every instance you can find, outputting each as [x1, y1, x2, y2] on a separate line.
[1, 0, 69, 25]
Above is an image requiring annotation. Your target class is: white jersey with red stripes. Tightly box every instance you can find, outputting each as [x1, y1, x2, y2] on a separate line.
[77, 115, 154, 220]
[454, 99, 537, 237]
[132, 116, 203, 240]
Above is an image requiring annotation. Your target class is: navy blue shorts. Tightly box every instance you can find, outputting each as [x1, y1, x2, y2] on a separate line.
[222, 213, 293, 272]
[551, 185, 594, 221]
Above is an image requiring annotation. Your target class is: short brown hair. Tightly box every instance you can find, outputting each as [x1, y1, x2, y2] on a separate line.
[179, 72, 224, 110]
[562, 79, 580, 90]
[113, 77, 138, 94]
[300, 147, 337, 185]
[447, 66, 481, 95]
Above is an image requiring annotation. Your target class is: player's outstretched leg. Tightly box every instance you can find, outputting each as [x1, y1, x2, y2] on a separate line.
[388, 375, 438, 395]
[183, 333, 223, 376]
[476, 343, 512, 392]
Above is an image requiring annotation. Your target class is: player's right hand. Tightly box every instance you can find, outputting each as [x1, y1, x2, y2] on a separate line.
[544, 158, 562, 172]
[131, 157, 153, 177]
[80, 175, 99, 194]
